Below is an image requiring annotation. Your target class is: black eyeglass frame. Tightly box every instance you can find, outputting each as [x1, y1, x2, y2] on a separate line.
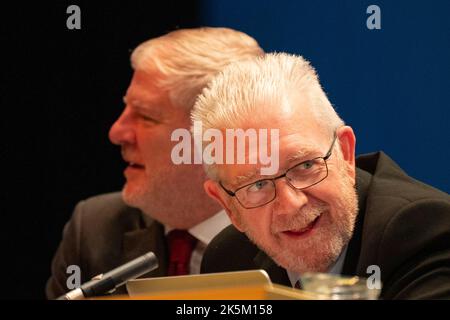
[219, 132, 338, 209]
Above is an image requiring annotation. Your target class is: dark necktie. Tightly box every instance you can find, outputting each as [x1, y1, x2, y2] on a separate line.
[167, 230, 198, 276]
[294, 279, 303, 290]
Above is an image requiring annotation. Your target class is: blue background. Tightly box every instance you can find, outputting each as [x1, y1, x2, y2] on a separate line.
[4, 0, 448, 299]
[200, 0, 450, 192]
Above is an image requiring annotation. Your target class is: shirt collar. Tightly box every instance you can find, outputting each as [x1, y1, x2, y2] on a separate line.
[287, 245, 348, 288]
[164, 210, 230, 245]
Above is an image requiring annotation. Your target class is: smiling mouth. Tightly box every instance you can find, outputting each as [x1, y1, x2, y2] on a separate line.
[282, 214, 322, 237]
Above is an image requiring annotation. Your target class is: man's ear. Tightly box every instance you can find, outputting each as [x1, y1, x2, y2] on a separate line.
[336, 126, 356, 183]
[204, 180, 245, 232]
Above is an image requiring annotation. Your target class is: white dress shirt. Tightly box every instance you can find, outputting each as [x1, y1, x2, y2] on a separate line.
[287, 245, 348, 288]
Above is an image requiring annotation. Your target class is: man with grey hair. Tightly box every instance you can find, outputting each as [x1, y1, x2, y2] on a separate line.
[195, 53, 450, 299]
[46, 27, 264, 299]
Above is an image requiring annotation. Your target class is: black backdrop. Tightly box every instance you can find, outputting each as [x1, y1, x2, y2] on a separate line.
[3, 1, 200, 299]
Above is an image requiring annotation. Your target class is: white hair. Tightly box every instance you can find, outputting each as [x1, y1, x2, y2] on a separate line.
[191, 53, 345, 179]
[131, 27, 264, 110]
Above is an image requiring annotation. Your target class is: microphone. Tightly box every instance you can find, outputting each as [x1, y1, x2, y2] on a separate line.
[57, 251, 158, 300]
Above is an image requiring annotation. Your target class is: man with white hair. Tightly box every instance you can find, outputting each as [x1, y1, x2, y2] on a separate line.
[46, 27, 264, 299]
[194, 53, 450, 299]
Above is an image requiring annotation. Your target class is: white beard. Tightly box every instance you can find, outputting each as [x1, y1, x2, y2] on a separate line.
[244, 168, 358, 274]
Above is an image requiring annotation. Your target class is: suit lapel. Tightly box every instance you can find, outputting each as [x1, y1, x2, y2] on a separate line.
[342, 167, 372, 276]
[122, 218, 168, 278]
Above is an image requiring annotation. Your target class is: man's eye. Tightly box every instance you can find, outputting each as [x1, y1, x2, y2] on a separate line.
[300, 160, 314, 170]
[140, 115, 157, 123]
[247, 180, 270, 192]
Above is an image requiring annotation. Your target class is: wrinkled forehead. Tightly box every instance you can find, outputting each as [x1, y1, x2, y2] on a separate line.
[210, 93, 332, 184]
[125, 70, 189, 119]
[126, 69, 163, 96]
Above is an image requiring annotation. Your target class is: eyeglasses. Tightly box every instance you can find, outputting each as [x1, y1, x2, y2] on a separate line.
[219, 132, 338, 209]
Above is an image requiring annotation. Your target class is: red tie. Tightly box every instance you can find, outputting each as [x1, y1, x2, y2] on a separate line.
[167, 230, 198, 276]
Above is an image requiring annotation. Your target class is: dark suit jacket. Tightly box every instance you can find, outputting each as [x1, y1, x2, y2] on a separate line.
[46, 192, 168, 299]
[201, 152, 450, 299]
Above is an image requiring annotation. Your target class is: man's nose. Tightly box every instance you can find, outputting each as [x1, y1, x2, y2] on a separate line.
[109, 107, 136, 145]
[272, 179, 308, 214]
